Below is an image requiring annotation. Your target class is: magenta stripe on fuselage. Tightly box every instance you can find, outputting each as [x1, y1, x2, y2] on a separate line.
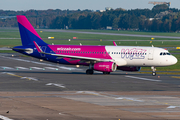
[16, 15, 42, 39]
[48, 45, 112, 59]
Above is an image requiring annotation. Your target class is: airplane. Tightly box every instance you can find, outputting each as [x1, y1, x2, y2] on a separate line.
[13, 15, 178, 76]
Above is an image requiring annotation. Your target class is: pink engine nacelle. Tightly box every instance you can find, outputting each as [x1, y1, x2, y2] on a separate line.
[117, 66, 141, 71]
[92, 62, 117, 72]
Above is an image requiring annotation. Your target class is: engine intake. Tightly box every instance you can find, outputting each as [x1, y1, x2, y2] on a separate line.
[92, 62, 117, 72]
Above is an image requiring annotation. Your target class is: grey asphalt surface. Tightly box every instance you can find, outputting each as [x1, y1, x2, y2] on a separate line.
[1, 53, 180, 120]
[0, 53, 180, 92]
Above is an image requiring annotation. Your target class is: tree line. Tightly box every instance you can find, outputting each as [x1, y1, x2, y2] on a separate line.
[1, 5, 180, 32]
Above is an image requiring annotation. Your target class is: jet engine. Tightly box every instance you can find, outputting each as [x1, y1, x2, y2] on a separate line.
[91, 62, 117, 72]
[117, 66, 141, 71]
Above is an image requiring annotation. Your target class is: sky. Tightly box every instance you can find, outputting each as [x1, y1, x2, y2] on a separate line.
[0, 0, 180, 11]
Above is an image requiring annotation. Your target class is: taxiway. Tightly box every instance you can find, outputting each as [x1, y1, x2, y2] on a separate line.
[1, 53, 180, 120]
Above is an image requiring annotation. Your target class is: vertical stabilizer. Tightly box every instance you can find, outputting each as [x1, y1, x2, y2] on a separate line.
[17, 15, 47, 46]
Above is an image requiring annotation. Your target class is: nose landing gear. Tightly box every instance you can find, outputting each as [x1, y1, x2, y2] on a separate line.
[151, 66, 156, 76]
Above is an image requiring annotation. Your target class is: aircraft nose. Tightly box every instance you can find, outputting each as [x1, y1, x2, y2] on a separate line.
[171, 56, 178, 65]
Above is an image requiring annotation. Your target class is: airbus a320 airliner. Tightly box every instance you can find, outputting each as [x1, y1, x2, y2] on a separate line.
[13, 15, 178, 76]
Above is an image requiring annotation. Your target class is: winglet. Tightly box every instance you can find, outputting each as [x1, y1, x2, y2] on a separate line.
[33, 41, 43, 53]
[113, 41, 117, 46]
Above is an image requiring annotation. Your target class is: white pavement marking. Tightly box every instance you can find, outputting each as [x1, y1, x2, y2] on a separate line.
[58, 66, 75, 70]
[46, 83, 66, 88]
[44, 67, 58, 70]
[0, 115, 13, 120]
[1, 56, 82, 71]
[1, 72, 39, 81]
[21, 77, 38, 81]
[125, 75, 161, 82]
[30, 67, 44, 70]
[1, 66, 14, 70]
[77, 91, 144, 102]
[167, 106, 180, 109]
[115, 97, 144, 102]
[16, 67, 29, 70]
[76, 91, 100, 96]
[1, 72, 15, 75]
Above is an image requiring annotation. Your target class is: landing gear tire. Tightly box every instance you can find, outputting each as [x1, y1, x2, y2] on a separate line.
[151, 66, 156, 76]
[103, 72, 110, 75]
[152, 72, 156, 76]
[86, 69, 94, 75]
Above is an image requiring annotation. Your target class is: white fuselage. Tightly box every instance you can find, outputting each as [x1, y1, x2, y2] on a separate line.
[105, 46, 177, 67]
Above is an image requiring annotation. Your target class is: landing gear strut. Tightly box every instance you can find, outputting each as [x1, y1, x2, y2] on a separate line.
[151, 66, 156, 76]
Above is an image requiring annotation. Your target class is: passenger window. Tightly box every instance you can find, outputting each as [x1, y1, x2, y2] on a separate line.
[163, 53, 166, 55]
[160, 53, 162, 55]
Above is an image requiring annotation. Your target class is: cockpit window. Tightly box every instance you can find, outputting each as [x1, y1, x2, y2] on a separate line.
[160, 52, 171, 56]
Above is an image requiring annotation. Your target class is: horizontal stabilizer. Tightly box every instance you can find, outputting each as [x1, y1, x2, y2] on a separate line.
[12, 48, 31, 51]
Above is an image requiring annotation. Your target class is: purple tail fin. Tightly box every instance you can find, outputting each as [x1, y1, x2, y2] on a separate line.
[17, 15, 47, 46]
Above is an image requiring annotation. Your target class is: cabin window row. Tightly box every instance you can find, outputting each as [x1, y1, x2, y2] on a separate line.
[53, 51, 107, 54]
[111, 52, 147, 55]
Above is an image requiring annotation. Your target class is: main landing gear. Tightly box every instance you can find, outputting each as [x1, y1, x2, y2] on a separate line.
[86, 69, 111, 75]
[86, 69, 94, 75]
[103, 72, 110, 75]
[151, 66, 156, 76]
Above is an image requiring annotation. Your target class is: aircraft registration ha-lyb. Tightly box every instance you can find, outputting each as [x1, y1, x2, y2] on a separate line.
[13, 15, 177, 76]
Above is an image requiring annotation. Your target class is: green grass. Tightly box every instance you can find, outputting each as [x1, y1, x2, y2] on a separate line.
[38, 31, 174, 40]
[2, 30, 180, 48]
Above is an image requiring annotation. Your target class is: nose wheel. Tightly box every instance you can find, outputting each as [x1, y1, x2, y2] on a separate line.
[151, 67, 156, 76]
[152, 72, 156, 76]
